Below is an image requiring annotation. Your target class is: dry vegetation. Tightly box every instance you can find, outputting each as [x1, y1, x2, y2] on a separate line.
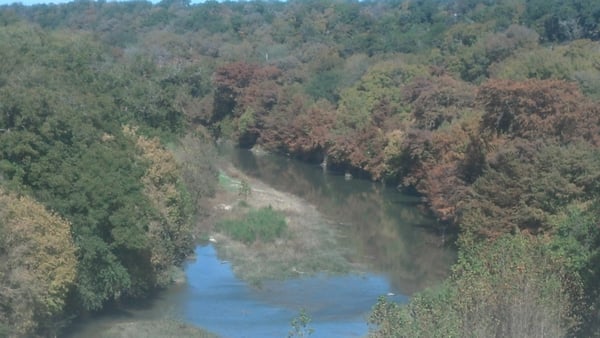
[97, 319, 218, 338]
[198, 164, 352, 284]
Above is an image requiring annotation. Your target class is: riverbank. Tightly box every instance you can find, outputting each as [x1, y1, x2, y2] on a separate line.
[196, 162, 354, 284]
[94, 319, 218, 338]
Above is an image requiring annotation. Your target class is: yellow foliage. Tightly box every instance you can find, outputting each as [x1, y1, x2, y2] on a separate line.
[0, 188, 77, 336]
[123, 126, 192, 286]
[382, 129, 406, 174]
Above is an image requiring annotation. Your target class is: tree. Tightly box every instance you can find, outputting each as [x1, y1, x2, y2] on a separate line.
[478, 79, 593, 143]
[370, 233, 581, 338]
[0, 189, 77, 337]
[211, 62, 282, 146]
[124, 126, 194, 287]
[172, 132, 218, 211]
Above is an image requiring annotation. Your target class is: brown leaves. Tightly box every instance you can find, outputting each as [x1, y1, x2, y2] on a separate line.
[211, 62, 284, 146]
[212, 62, 282, 114]
[401, 119, 479, 223]
[329, 125, 388, 179]
[478, 79, 593, 143]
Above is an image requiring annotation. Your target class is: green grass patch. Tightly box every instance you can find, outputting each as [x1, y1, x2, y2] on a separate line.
[217, 206, 287, 244]
[218, 170, 240, 191]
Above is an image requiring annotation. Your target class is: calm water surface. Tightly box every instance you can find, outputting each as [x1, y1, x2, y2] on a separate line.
[226, 148, 455, 294]
[180, 245, 407, 337]
[67, 148, 455, 338]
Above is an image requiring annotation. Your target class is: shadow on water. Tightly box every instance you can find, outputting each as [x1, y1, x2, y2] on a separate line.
[67, 147, 455, 337]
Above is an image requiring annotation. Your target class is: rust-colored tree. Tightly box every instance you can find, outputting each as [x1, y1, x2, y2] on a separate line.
[260, 96, 336, 162]
[400, 116, 480, 224]
[478, 79, 598, 144]
[211, 62, 282, 146]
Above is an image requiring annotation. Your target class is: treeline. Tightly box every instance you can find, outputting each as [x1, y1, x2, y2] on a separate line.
[0, 22, 217, 337]
[0, 0, 599, 336]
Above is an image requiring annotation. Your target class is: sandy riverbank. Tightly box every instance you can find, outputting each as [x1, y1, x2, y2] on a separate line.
[196, 163, 354, 284]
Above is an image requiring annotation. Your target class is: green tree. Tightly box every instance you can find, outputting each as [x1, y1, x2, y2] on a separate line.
[370, 233, 581, 338]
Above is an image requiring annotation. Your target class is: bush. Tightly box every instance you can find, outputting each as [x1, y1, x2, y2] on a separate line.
[369, 233, 581, 338]
[217, 206, 287, 244]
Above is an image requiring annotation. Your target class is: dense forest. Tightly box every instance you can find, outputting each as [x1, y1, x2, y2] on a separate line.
[0, 0, 599, 337]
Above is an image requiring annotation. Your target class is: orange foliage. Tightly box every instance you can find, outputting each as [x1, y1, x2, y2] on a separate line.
[402, 115, 481, 223]
[478, 79, 599, 144]
[211, 62, 283, 145]
[328, 125, 388, 179]
[212, 62, 282, 118]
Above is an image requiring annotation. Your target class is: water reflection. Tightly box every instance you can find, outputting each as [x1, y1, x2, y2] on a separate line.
[225, 148, 455, 294]
[182, 245, 404, 338]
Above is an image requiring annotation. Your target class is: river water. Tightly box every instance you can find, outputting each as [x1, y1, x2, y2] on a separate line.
[67, 148, 455, 338]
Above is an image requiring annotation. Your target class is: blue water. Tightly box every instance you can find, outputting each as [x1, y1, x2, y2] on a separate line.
[179, 245, 407, 338]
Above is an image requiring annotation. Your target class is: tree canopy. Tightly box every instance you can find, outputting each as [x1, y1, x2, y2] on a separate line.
[1, 0, 600, 336]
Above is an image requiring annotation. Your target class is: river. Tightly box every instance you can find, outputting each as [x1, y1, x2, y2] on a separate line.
[66, 147, 455, 337]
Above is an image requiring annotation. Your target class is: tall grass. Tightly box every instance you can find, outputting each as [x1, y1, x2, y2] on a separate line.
[217, 206, 287, 244]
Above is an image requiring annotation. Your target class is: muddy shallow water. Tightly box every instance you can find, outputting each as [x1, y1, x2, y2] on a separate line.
[67, 148, 455, 338]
